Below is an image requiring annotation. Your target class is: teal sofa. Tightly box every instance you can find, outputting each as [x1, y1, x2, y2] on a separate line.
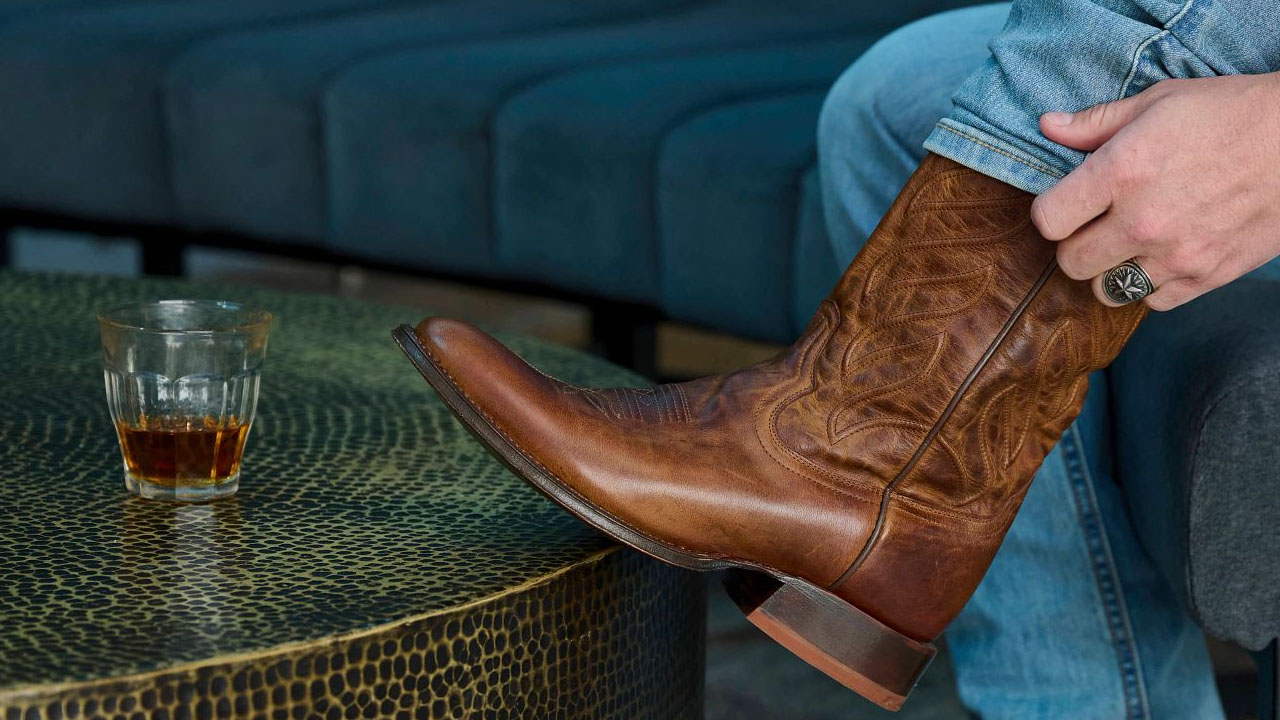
[0, 0, 964, 352]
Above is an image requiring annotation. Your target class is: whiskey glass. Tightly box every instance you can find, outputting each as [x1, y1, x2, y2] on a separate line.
[98, 300, 272, 502]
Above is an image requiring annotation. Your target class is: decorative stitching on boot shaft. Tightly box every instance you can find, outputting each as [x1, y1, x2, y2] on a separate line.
[829, 258, 1061, 591]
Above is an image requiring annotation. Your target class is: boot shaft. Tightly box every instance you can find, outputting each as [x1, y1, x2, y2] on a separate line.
[793, 155, 1147, 636]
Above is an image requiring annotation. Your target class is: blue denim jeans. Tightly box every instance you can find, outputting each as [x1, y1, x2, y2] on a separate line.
[819, 2, 1280, 717]
[927, 0, 1280, 195]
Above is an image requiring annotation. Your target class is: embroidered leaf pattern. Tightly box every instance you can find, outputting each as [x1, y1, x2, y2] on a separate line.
[976, 320, 1088, 488]
[767, 165, 1049, 500]
[828, 333, 944, 444]
[865, 265, 996, 327]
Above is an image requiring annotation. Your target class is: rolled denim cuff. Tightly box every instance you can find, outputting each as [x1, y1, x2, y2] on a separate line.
[922, 0, 1280, 196]
[923, 118, 1066, 195]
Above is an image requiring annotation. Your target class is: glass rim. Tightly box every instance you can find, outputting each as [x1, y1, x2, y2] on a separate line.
[97, 299, 273, 335]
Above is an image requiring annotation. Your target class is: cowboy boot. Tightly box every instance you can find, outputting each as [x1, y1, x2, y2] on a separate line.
[392, 154, 1147, 711]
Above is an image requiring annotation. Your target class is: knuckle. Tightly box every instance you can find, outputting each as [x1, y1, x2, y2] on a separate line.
[1164, 243, 1205, 276]
[1056, 248, 1090, 280]
[1030, 199, 1059, 239]
[1127, 214, 1165, 245]
[1147, 78, 1191, 105]
[1084, 102, 1113, 131]
[1064, 264, 1092, 282]
[1183, 273, 1216, 293]
[1151, 78, 1184, 96]
[1100, 147, 1145, 190]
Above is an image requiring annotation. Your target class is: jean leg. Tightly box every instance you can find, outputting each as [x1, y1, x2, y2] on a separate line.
[818, 3, 1011, 267]
[817, 7, 1223, 718]
[949, 375, 1223, 720]
[924, 0, 1280, 193]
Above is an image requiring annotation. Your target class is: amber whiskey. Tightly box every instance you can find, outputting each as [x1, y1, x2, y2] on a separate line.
[117, 415, 249, 488]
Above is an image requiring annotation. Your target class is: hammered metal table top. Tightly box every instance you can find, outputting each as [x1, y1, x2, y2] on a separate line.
[0, 271, 646, 696]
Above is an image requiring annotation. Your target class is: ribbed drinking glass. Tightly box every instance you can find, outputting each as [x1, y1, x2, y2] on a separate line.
[98, 300, 272, 502]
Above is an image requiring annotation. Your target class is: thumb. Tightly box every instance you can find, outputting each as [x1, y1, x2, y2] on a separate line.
[1040, 91, 1159, 151]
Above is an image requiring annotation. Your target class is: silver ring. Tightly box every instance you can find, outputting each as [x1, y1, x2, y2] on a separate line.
[1102, 259, 1155, 305]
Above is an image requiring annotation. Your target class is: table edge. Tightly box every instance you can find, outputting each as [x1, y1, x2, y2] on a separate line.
[0, 545, 622, 701]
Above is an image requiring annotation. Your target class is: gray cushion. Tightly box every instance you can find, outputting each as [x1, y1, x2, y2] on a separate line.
[1111, 278, 1280, 650]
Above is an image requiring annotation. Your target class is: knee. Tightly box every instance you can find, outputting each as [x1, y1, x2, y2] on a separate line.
[819, 19, 936, 159]
[820, 7, 1003, 161]
[817, 59, 870, 162]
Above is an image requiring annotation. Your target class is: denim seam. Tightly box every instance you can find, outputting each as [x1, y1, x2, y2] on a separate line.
[1117, 0, 1196, 99]
[932, 122, 1065, 179]
[1063, 424, 1153, 720]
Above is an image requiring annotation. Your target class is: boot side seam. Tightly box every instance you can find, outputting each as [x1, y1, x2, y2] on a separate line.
[872, 287, 1146, 527]
[828, 258, 1060, 591]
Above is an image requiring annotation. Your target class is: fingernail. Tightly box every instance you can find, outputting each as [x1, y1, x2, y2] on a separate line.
[1043, 111, 1074, 127]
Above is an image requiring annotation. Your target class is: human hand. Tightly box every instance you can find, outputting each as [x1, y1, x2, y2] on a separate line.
[1030, 72, 1280, 309]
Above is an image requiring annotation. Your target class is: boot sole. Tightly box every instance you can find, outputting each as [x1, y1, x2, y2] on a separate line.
[393, 325, 935, 711]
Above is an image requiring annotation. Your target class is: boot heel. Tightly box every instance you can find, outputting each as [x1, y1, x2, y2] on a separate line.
[722, 570, 936, 711]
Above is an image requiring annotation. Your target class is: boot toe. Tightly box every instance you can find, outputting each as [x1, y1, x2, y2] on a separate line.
[414, 317, 501, 372]
[410, 316, 556, 425]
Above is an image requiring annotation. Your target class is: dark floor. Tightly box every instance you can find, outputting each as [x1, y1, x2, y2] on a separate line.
[10, 232, 1262, 719]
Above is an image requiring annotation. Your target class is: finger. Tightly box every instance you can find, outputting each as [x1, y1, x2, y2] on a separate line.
[1039, 86, 1166, 152]
[1054, 216, 1137, 281]
[1090, 256, 1175, 308]
[1031, 156, 1112, 241]
[1143, 277, 1215, 312]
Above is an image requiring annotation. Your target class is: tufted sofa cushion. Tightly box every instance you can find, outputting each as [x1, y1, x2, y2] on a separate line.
[0, 0, 971, 342]
[657, 92, 841, 340]
[0, 0, 402, 223]
[162, 0, 692, 244]
[493, 39, 870, 306]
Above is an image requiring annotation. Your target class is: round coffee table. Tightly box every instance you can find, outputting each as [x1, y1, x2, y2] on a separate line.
[0, 271, 705, 720]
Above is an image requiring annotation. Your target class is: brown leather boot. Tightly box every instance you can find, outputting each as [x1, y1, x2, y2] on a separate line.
[393, 154, 1147, 711]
